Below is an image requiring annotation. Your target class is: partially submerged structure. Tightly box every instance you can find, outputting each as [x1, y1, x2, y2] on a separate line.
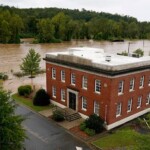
[44, 47, 150, 130]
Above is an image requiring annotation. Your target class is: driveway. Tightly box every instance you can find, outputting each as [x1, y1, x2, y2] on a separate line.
[15, 105, 91, 150]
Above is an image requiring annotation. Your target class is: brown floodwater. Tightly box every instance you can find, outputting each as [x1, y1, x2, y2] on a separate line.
[1, 39, 150, 92]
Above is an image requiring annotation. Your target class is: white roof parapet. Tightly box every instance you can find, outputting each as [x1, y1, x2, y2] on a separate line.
[45, 47, 150, 71]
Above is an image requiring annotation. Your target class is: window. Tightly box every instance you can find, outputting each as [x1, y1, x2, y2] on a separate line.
[129, 78, 135, 91]
[116, 102, 122, 117]
[137, 96, 142, 108]
[146, 93, 150, 105]
[127, 98, 132, 112]
[61, 70, 65, 82]
[71, 73, 76, 85]
[61, 89, 65, 101]
[52, 68, 56, 79]
[148, 76, 150, 86]
[139, 76, 144, 88]
[82, 76, 87, 89]
[82, 97, 87, 111]
[94, 101, 99, 115]
[52, 86, 56, 98]
[95, 80, 101, 93]
[118, 81, 124, 94]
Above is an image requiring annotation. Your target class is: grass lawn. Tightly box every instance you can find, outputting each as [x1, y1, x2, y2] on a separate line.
[92, 126, 140, 150]
[12, 93, 53, 112]
[0, 79, 3, 88]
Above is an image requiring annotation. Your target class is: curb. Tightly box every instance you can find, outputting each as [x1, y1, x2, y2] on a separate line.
[13, 99, 94, 149]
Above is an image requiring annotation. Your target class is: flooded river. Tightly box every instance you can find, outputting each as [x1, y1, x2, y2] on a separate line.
[1, 39, 150, 92]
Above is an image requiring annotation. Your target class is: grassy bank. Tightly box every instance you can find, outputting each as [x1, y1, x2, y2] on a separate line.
[92, 126, 150, 150]
[0, 80, 3, 88]
[12, 93, 53, 112]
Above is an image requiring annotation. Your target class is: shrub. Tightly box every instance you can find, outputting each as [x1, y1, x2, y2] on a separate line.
[18, 85, 32, 96]
[25, 85, 32, 92]
[3, 74, 8, 80]
[0, 73, 3, 79]
[80, 122, 86, 131]
[33, 89, 50, 106]
[13, 72, 26, 77]
[84, 128, 95, 136]
[52, 110, 64, 122]
[133, 48, 144, 57]
[145, 113, 150, 124]
[0, 73, 8, 80]
[85, 114, 104, 133]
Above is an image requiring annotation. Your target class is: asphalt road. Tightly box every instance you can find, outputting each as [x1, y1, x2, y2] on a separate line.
[15, 105, 91, 150]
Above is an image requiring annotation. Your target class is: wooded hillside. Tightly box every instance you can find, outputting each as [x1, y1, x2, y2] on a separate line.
[0, 5, 150, 43]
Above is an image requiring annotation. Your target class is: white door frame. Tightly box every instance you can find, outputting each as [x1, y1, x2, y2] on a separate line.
[67, 88, 79, 111]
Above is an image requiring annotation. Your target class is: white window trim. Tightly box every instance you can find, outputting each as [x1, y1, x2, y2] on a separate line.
[95, 79, 101, 94]
[82, 97, 87, 111]
[94, 101, 99, 116]
[146, 93, 150, 105]
[139, 76, 144, 89]
[52, 86, 56, 98]
[118, 81, 124, 95]
[61, 89, 65, 102]
[71, 73, 76, 85]
[52, 68, 56, 79]
[127, 99, 132, 112]
[137, 96, 142, 108]
[82, 76, 87, 90]
[61, 70, 65, 82]
[148, 77, 150, 86]
[129, 78, 135, 92]
[116, 102, 122, 117]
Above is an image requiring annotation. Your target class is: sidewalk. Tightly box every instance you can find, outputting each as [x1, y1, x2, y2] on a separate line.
[39, 109, 84, 130]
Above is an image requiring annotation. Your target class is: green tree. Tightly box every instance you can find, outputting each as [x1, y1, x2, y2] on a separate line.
[118, 51, 128, 56]
[52, 12, 71, 40]
[9, 14, 24, 43]
[63, 19, 77, 41]
[133, 48, 144, 57]
[37, 18, 54, 43]
[128, 22, 139, 39]
[72, 20, 84, 39]
[0, 10, 11, 43]
[0, 10, 24, 43]
[0, 20, 11, 43]
[0, 89, 26, 150]
[20, 48, 41, 78]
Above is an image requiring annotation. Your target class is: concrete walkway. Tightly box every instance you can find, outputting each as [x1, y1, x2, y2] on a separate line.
[39, 109, 84, 130]
[39, 109, 53, 117]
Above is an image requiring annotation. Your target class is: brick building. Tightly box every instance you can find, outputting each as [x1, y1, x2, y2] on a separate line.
[44, 47, 150, 130]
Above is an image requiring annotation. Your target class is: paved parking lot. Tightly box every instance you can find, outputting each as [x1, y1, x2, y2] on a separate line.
[16, 105, 91, 150]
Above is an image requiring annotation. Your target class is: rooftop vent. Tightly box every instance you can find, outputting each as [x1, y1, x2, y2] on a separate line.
[69, 49, 73, 55]
[105, 55, 111, 62]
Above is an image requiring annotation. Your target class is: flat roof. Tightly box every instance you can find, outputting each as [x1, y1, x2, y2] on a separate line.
[45, 47, 150, 72]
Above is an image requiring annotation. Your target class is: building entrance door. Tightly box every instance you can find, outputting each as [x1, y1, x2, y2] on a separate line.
[69, 92, 76, 110]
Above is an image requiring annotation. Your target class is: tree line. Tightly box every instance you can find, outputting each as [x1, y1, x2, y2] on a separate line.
[1, 5, 150, 43]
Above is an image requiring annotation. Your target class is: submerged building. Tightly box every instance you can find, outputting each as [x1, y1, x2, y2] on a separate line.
[44, 47, 150, 130]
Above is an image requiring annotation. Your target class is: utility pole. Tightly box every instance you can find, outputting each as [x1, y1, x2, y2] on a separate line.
[143, 40, 144, 51]
[104, 105, 108, 125]
[128, 42, 130, 56]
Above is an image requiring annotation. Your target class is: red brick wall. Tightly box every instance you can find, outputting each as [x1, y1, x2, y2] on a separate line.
[46, 63, 112, 120]
[108, 71, 150, 124]
[46, 62, 150, 125]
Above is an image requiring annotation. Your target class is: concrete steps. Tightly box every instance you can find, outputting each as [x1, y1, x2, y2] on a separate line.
[53, 107, 81, 122]
[65, 112, 81, 122]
